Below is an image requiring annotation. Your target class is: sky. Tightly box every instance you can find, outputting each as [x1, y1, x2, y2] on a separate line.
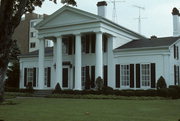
[34, 0, 180, 38]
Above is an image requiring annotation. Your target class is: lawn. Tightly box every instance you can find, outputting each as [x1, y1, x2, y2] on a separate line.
[0, 97, 180, 121]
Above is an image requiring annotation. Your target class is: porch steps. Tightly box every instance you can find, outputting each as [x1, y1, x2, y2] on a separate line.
[33, 90, 53, 97]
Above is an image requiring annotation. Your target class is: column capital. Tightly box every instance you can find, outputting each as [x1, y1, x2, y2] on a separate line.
[55, 34, 62, 38]
[38, 36, 45, 40]
[94, 30, 103, 34]
[73, 32, 81, 36]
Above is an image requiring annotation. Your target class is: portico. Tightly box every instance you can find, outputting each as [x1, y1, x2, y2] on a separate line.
[38, 31, 111, 90]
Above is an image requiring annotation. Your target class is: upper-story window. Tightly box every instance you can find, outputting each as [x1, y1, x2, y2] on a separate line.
[81, 36, 87, 53]
[30, 32, 36, 38]
[174, 45, 179, 60]
[30, 21, 36, 28]
[62, 37, 69, 54]
[30, 42, 36, 48]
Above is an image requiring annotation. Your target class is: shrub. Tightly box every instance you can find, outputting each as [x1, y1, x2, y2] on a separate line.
[169, 85, 180, 99]
[168, 88, 179, 99]
[5, 87, 20, 92]
[95, 76, 104, 91]
[145, 89, 157, 96]
[26, 82, 34, 93]
[157, 76, 167, 89]
[53, 83, 61, 94]
[157, 88, 169, 97]
[102, 86, 114, 95]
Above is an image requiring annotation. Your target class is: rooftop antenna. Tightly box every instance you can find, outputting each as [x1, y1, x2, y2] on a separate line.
[107, 0, 125, 23]
[133, 5, 145, 34]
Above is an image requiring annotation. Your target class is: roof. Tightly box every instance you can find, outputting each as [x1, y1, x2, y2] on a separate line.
[115, 37, 180, 50]
[35, 5, 145, 39]
[20, 47, 53, 57]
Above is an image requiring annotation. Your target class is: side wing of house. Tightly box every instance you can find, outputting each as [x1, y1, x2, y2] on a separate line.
[169, 39, 180, 86]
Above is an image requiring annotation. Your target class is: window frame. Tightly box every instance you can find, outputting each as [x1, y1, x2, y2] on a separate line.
[44, 68, 48, 86]
[120, 65, 130, 87]
[62, 37, 69, 55]
[30, 42, 36, 48]
[30, 32, 36, 38]
[27, 68, 34, 85]
[30, 21, 36, 28]
[81, 67, 86, 89]
[141, 64, 151, 87]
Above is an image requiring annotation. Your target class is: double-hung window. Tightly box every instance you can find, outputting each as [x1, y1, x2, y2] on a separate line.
[44, 68, 48, 86]
[27, 68, 33, 85]
[121, 65, 130, 87]
[81, 67, 86, 89]
[141, 64, 151, 87]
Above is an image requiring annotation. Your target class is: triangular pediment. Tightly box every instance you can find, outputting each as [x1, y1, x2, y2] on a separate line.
[36, 6, 99, 29]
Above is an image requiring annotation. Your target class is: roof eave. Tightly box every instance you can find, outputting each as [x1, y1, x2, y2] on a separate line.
[114, 46, 169, 52]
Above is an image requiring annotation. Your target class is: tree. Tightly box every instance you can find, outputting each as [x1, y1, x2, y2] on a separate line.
[157, 76, 167, 89]
[95, 76, 104, 91]
[0, 0, 76, 103]
[5, 41, 20, 89]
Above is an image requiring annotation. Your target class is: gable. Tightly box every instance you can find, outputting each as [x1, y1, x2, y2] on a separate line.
[37, 6, 98, 29]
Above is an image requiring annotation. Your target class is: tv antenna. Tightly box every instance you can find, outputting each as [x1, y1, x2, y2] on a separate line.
[133, 5, 146, 34]
[107, 0, 125, 23]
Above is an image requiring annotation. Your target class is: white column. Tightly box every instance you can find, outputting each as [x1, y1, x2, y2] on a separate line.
[38, 38, 45, 89]
[53, 40, 57, 88]
[19, 61, 23, 88]
[95, 32, 103, 79]
[107, 36, 115, 88]
[75, 33, 82, 90]
[56, 36, 63, 88]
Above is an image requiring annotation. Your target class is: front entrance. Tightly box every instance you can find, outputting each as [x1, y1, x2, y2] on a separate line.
[63, 68, 69, 88]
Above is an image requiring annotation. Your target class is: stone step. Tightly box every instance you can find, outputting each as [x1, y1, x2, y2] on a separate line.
[33, 90, 53, 97]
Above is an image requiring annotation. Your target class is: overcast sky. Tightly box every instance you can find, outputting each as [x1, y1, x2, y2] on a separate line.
[34, 0, 180, 38]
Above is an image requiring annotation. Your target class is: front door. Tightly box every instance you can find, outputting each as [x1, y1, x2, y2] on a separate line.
[63, 68, 69, 88]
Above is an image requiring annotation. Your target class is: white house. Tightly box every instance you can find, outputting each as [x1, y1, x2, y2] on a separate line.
[19, 2, 180, 90]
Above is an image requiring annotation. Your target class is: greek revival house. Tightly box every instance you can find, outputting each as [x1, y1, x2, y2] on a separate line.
[19, 3, 180, 90]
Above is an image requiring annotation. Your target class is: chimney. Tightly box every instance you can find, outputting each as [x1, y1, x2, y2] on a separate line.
[97, 1, 107, 18]
[150, 35, 157, 39]
[172, 7, 180, 36]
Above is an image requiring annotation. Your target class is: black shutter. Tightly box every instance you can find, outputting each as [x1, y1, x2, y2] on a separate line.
[177, 46, 179, 60]
[47, 67, 51, 87]
[151, 63, 156, 88]
[73, 67, 75, 88]
[103, 65, 108, 87]
[85, 66, 90, 89]
[136, 64, 140, 88]
[174, 65, 176, 85]
[73, 36, 75, 54]
[116, 64, 120, 88]
[85, 66, 89, 81]
[24, 68, 27, 87]
[174, 45, 176, 59]
[91, 34, 95, 53]
[130, 64, 134, 88]
[86, 35, 90, 53]
[91, 66, 95, 88]
[33, 68, 36, 87]
[178, 66, 180, 84]
[68, 36, 72, 55]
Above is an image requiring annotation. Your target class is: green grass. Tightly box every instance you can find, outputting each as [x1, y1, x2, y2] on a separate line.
[0, 98, 180, 121]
